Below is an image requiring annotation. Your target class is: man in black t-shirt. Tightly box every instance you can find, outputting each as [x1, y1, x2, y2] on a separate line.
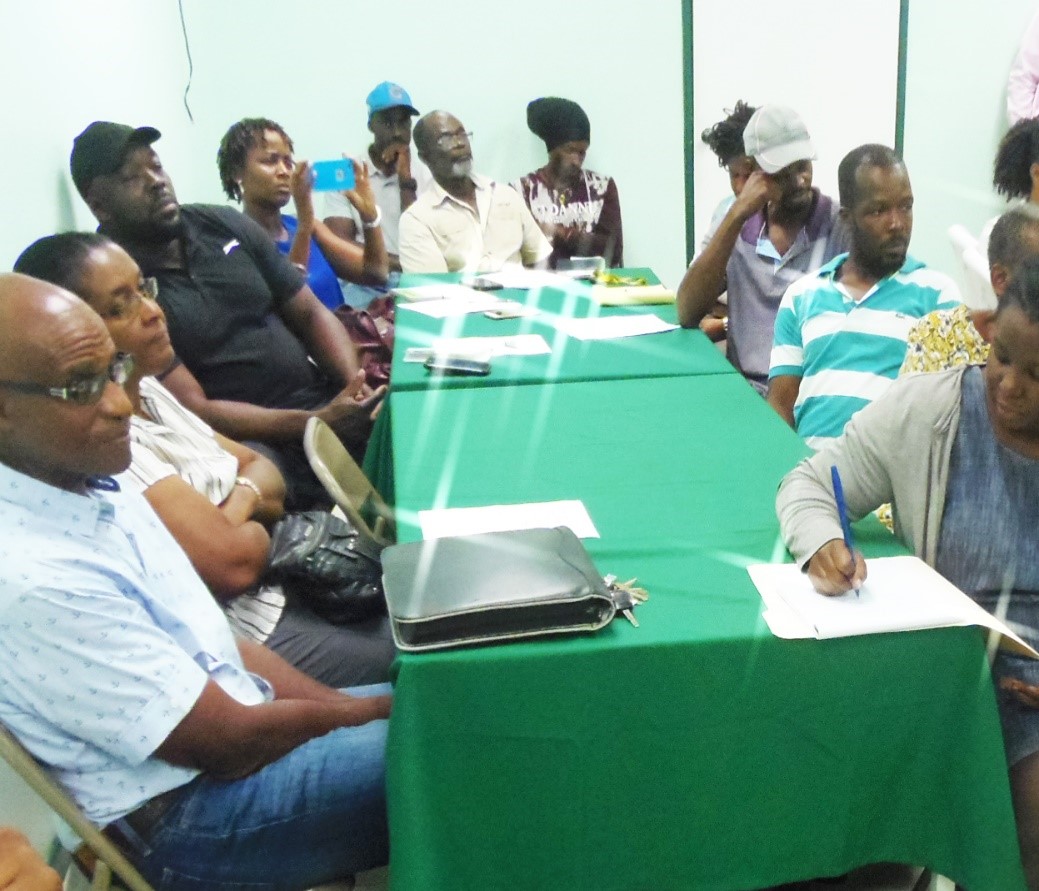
[70, 121, 383, 508]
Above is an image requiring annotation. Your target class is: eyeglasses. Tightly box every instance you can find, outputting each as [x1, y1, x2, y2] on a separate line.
[435, 129, 473, 148]
[100, 278, 159, 322]
[0, 352, 135, 406]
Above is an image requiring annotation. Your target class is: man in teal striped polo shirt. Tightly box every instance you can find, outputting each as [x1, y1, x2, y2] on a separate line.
[767, 144, 962, 450]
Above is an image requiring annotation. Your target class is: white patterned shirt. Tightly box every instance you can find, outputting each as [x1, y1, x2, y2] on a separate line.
[0, 462, 269, 825]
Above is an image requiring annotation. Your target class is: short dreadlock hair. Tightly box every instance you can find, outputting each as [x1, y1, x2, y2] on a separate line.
[217, 118, 293, 202]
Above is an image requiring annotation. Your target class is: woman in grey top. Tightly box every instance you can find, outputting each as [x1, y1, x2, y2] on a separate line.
[777, 259, 1039, 887]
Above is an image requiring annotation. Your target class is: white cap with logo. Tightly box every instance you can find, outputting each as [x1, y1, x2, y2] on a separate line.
[742, 105, 817, 174]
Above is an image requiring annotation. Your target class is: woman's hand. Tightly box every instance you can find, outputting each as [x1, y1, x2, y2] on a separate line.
[806, 539, 867, 595]
[344, 159, 379, 224]
[291, 160, 315, 226]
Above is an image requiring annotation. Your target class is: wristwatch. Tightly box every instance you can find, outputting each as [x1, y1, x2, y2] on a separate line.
[398, 177, 418, 192]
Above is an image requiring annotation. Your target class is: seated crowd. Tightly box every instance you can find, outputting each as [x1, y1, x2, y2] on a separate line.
[1, 78, 1039, 890]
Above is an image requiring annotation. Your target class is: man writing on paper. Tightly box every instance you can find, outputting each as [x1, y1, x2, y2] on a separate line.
[767, 145, 961, 450]
[677, 105, 847, 394]
[776, 259, 1039, 887]
[0, 273, 390, 888]
[398, 110, 552, 273]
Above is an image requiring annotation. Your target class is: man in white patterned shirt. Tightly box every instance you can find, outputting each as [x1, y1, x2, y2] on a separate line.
[0, 273, 390, 888]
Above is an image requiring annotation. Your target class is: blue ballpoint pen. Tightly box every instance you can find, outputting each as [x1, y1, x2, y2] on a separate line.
[830, 465, 860, 597]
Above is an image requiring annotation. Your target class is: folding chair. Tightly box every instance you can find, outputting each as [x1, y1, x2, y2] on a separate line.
[0, 722, 152, 891]
[303, 417, 396, 545]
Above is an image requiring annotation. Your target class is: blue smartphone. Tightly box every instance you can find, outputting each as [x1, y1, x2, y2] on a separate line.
[311, 159, 356, 192]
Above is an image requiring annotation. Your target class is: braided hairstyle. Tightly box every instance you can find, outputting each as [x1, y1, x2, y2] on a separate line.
[217, 118, 293, 202]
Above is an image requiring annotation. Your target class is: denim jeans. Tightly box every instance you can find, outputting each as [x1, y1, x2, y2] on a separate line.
[133, 684, 390, 890]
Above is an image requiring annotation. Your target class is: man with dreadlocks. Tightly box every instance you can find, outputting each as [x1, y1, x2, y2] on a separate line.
[514, 97, 623, 268]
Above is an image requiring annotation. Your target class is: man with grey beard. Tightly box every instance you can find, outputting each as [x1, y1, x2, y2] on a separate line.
[398, 110, 551, 273]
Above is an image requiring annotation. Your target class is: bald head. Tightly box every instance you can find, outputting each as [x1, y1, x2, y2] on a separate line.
[0, 274, 101, 379]
[413, 111, 473, 186]
[413, 111, 453, 155]
[0, 273, 132, 491]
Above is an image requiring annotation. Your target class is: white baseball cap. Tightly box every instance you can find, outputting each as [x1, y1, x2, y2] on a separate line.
[742, 105, 817, 174]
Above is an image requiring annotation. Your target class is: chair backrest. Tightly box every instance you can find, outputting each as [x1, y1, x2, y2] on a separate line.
[0, 722, 153, 891]
[303, 417, 395, 545]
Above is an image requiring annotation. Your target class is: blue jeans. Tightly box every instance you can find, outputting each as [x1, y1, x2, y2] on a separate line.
[134, 684, 390, 890]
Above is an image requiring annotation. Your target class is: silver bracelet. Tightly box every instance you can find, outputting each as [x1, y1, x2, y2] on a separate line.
[235, 476, 263, 499]
[362, 206, 383, 230]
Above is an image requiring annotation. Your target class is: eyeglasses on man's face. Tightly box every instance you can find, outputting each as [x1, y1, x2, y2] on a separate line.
[435, 129, 473, 148]
[0, 352, 135, 406]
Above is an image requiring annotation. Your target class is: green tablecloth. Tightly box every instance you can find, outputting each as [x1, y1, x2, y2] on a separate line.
[391, 268, 735, 391]
[383, 374, 1024, 890]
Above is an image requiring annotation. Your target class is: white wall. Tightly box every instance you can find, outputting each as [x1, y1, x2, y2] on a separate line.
[691, 0, 901, 253]
[1, 0, 688, 286]
[902, 0, 1038, 274]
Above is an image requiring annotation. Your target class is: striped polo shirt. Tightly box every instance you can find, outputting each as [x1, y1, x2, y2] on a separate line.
[769, 253, 961, 450]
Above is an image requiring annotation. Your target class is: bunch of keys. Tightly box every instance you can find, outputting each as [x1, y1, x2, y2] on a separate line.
[604, 574, 649, 627]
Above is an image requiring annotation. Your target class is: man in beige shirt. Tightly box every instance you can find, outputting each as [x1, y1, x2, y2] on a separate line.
[399, 110, 551, 273]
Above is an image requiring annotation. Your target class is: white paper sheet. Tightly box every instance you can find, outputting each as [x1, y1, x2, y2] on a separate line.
[392, 283, 488, 302]
[431, 334, 550, 358]
[419, 500, 599, 540]
[748, 556, 1039, 658]
[550, 314, 679, 341]
[476, 268, 571, 290]
[397, 294, 506, 318]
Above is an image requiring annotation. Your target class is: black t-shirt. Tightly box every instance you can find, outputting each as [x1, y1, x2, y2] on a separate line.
[123, 204, 336, 410]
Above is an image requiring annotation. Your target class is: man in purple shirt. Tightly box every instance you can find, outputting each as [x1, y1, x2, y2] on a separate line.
[677, 105, 847, 394]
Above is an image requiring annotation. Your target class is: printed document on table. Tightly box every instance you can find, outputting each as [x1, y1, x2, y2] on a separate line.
[551, 314, 679, 341]
[419, 500, 599, 540]
[748, 555, 1039, 658]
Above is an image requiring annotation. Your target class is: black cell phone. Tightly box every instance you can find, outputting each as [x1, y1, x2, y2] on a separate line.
[424, 356, 492, 376]
[462, 276, 504, 291]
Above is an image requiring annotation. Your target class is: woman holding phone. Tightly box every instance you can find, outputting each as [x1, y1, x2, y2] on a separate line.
[218, 117, 389, 308]
[219, 118, 394, 386]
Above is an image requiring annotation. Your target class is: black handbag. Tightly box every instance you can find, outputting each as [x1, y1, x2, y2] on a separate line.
[265, 511, 386, 623]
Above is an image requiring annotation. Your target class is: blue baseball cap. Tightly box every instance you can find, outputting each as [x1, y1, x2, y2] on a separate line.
[366, 81, 419, 120]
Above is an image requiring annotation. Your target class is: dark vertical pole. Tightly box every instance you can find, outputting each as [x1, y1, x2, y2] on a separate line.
[895, 0, 910, 156]
[683, 0, 696, 260]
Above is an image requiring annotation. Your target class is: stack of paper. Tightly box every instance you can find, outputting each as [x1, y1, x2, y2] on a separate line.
[748, 555, 1039, 658]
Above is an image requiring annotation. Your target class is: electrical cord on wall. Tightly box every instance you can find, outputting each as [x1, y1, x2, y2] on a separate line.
[178, 0, 194, 122]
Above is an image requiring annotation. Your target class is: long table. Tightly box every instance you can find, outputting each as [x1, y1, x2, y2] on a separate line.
[380, 372, 1025, 890]
[390, 268, 734, 391]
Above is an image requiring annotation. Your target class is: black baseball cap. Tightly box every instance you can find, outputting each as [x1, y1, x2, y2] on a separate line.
[70, 121, 162, 198]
